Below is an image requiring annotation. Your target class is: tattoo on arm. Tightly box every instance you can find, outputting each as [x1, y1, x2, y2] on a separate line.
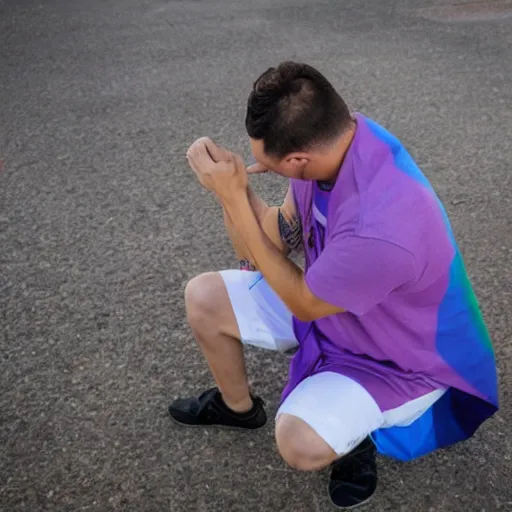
[278, 208, 303, 252]
[239, 259, 257, 271]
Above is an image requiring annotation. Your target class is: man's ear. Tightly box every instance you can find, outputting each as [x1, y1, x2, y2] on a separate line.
[283, 154, 310, 173]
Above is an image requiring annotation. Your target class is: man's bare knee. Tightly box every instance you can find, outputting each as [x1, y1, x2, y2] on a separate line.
[185, 272, 218, 320]
[185, 272, 240, 339]
[275, 414, 337, 472]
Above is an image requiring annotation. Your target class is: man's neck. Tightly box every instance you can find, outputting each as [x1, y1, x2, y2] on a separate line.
[319, 119, 357, 183]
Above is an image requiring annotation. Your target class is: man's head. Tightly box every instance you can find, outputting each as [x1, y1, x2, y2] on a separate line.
[245, 62, 353, 181]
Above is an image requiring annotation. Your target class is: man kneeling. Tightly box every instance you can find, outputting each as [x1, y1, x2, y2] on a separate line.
[169, 62, 498, 509]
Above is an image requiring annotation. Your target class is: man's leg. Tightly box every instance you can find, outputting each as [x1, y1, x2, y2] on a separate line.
[274, 372, 446, 509]
[169, 270, 298, 429]
[274, 372, 382, 509]
[275, 372, 382, 470]
[275, 415, 338, 471]
[184, 271, 252, 412]
[172, 182, 275, 413]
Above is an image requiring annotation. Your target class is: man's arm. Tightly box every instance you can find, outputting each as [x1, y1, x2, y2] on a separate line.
[186, 139, 411, 322]
[223, 184, 300, 269]
[222, 188, 344, 322]
[201, 139, 294, 268]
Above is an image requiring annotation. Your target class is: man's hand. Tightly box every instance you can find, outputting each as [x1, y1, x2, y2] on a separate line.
[186, 137, 248, 201]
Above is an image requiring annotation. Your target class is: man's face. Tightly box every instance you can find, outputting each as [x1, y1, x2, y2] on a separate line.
[249, 138, 309, 180]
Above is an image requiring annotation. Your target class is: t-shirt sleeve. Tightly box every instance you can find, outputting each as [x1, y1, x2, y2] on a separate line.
[305, 235, 417, 316]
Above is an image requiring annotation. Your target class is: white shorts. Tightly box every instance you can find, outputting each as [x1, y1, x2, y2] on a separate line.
[220, 270, 445, 455]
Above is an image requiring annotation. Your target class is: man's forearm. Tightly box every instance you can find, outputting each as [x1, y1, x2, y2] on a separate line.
[222, 186, 268, 267]
[247, 186, 269, 224]
[222, 186, 287, 268]
[222, 190, 310, 321]
[222, 205, 255, 265]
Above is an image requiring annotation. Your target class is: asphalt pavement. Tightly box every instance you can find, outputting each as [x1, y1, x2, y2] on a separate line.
[1, 0, 511, 510]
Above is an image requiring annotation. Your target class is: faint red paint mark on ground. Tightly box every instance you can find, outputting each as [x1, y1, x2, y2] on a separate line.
[417, 1, 512, 22]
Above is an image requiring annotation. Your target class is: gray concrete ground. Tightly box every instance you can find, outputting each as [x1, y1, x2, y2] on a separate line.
[1, 0, 511, 510]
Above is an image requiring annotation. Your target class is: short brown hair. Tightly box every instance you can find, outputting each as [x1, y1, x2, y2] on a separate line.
[245, 62, 352, 158]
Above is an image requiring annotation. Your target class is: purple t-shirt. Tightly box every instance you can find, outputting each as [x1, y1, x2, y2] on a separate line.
[283, 114, 497, 459]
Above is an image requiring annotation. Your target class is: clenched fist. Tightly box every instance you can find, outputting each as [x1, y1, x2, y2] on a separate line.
[186, 137, 248, 201]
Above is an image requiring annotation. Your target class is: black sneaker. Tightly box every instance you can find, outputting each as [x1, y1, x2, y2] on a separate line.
[328, 437, 377, 509]
[168, 387, 267, 430]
